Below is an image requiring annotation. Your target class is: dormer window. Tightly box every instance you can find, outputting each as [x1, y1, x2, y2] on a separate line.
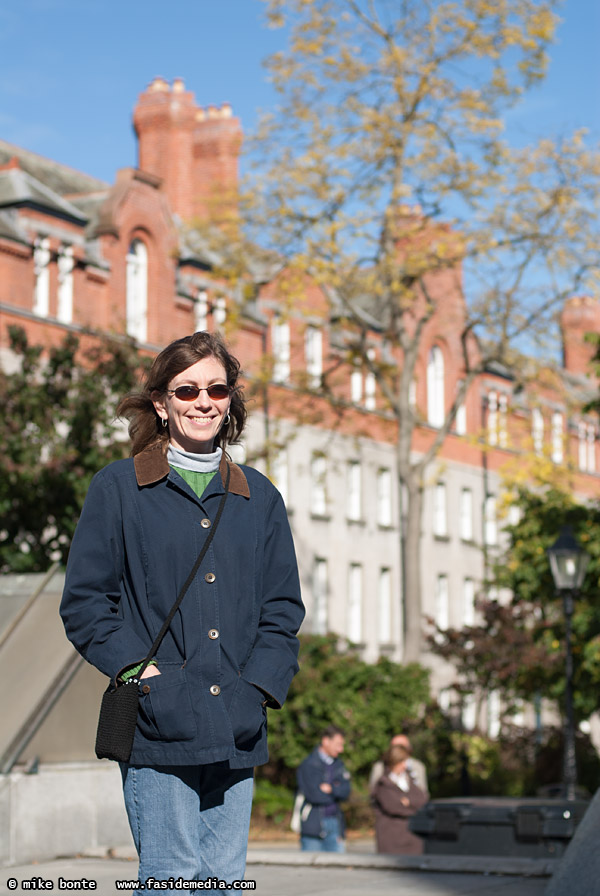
[126, 239, 148, 342]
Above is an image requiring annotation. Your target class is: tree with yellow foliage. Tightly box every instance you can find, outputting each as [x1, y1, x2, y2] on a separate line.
[230, 0, 600, 661]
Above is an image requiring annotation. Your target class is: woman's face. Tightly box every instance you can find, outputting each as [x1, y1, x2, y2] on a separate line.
[153, 356, 231, 454]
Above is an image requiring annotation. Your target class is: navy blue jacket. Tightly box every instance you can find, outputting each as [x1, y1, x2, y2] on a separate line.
[296, 748, 351, 838]
[60, 444, 304, 768]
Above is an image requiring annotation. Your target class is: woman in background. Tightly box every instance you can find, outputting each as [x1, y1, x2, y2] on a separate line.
[373, 742, 428, 854]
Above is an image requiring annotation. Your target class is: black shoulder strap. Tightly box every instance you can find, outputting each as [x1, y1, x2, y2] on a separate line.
[135, 462, 231, 681]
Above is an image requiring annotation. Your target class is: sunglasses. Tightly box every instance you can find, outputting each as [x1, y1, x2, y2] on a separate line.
[167, 384, 230, 401]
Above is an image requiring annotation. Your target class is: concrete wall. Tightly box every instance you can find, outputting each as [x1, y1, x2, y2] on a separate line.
[1, 762, 133, 867]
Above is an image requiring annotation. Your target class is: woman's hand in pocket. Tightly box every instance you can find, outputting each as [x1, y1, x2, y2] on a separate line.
[141, 666, 161, 679]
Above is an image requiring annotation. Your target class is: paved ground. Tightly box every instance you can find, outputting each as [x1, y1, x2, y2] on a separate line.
[0, 846, 556, 896]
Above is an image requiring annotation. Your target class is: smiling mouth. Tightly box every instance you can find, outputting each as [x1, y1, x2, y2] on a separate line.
[187, 416, 216, 425]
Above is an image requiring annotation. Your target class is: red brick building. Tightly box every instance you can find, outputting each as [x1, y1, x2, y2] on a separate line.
[1, 77, 598, 733]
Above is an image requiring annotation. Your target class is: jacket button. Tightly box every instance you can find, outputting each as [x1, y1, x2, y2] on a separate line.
[210, 684, 221, 696]
[205, 572, 216, 583]
[201, 518, 211, 528]
[208, 629, 219, 639]
[142, 685, 151, 695]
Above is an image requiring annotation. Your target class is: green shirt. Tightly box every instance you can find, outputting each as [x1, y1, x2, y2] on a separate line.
[171, 466, 217, 498]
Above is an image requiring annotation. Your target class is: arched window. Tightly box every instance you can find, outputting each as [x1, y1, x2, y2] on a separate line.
[126, 239, 148, 342]
[427, 346, 444, 427]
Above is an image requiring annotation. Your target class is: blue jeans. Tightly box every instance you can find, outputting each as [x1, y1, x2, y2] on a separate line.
[121, 763, 254, 884]
[301, 815, 346, 852]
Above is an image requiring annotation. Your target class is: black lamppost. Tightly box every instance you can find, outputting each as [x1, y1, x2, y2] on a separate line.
[547, 526, 590, 801]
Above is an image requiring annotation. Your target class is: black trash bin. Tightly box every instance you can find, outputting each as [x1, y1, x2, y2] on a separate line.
[409, 797, 589, 858]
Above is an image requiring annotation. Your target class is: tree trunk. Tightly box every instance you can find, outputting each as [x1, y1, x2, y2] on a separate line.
[400, 470, 424, 664]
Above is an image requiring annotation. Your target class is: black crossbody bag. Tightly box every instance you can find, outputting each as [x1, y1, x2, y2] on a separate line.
[95, 464, 230, 762]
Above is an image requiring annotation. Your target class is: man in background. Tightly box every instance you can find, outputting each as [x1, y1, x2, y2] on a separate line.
[296, 725, 351, 852]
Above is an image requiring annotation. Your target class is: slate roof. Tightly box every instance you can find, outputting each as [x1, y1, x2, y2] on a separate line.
[0, 167, 88, 224]
[0, 139, 108, 198]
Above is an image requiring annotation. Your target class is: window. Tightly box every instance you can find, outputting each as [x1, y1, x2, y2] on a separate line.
[377, 468, 392, 527]
[310, 454, 327, 516]
[348, 563, 363, 643]
[508, 504, 521, 526]
[272, 319, 290, 383]
[484, 495, 497, 546]
[347, 461, 362, 521]
[313, 558, 329, 635]
[57, 244, 74, 324]
[551, 411, 563, 464]
[455, 380, 467, 435]
[195, 290, 208, 332]
[305, 326, 322, 388]
[33, 237, 50, 317]
[488, 690, 501, 738]
[462, 694, 477, 731]
[427, 346, 445, 427]
[588, 425, 596, 473]
[378, 568, 392, 645]
[578, 422, 587, 470]
[365, 371, 376, 410]
[498, 393, 508, 448]
[459, 488, 473, 541]
[435, 574, 449, 631]
[532, 407, 544, 455]
[463, 578, 475, 627]
[351, 366, 376, 409]
[433, 482, 447, 537]
[126, 239, 148, 342]
[214, 296, 226, 326]
[351, 368, 363, 404]
[487, 390, 498, 446]
[272, 446, 289, 506]
[578, 422, 596, 473]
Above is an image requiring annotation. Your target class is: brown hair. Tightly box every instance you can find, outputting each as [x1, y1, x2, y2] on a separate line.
[384, 743, 410, 769]
[118, 331, 247, 456]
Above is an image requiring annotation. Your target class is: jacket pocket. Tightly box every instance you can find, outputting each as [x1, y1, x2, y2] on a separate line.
[228, 675, 266, 750]
[137, 667, 197, 742]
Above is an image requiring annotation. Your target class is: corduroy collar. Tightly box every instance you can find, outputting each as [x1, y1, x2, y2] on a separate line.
[133, 442, 250, 498]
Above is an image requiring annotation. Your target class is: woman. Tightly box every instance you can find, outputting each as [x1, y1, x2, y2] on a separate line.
[60, 331, 304, 884]
[372, 743, 428, 855]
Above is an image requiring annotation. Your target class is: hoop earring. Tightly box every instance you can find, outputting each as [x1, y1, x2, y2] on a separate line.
[162, 418, 168, 428]
[224, 413, 231, 426]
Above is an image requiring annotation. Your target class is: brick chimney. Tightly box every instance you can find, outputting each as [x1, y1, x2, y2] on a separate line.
[560, 295, 600, 378]
[133, 77, 242, 222]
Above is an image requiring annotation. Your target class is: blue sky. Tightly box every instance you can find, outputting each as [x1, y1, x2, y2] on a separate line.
[0, 0, 597, 183]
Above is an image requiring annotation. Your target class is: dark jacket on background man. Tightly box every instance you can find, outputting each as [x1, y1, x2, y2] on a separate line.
[60, 445, 304, 769]
[296, 747, 351, 839]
